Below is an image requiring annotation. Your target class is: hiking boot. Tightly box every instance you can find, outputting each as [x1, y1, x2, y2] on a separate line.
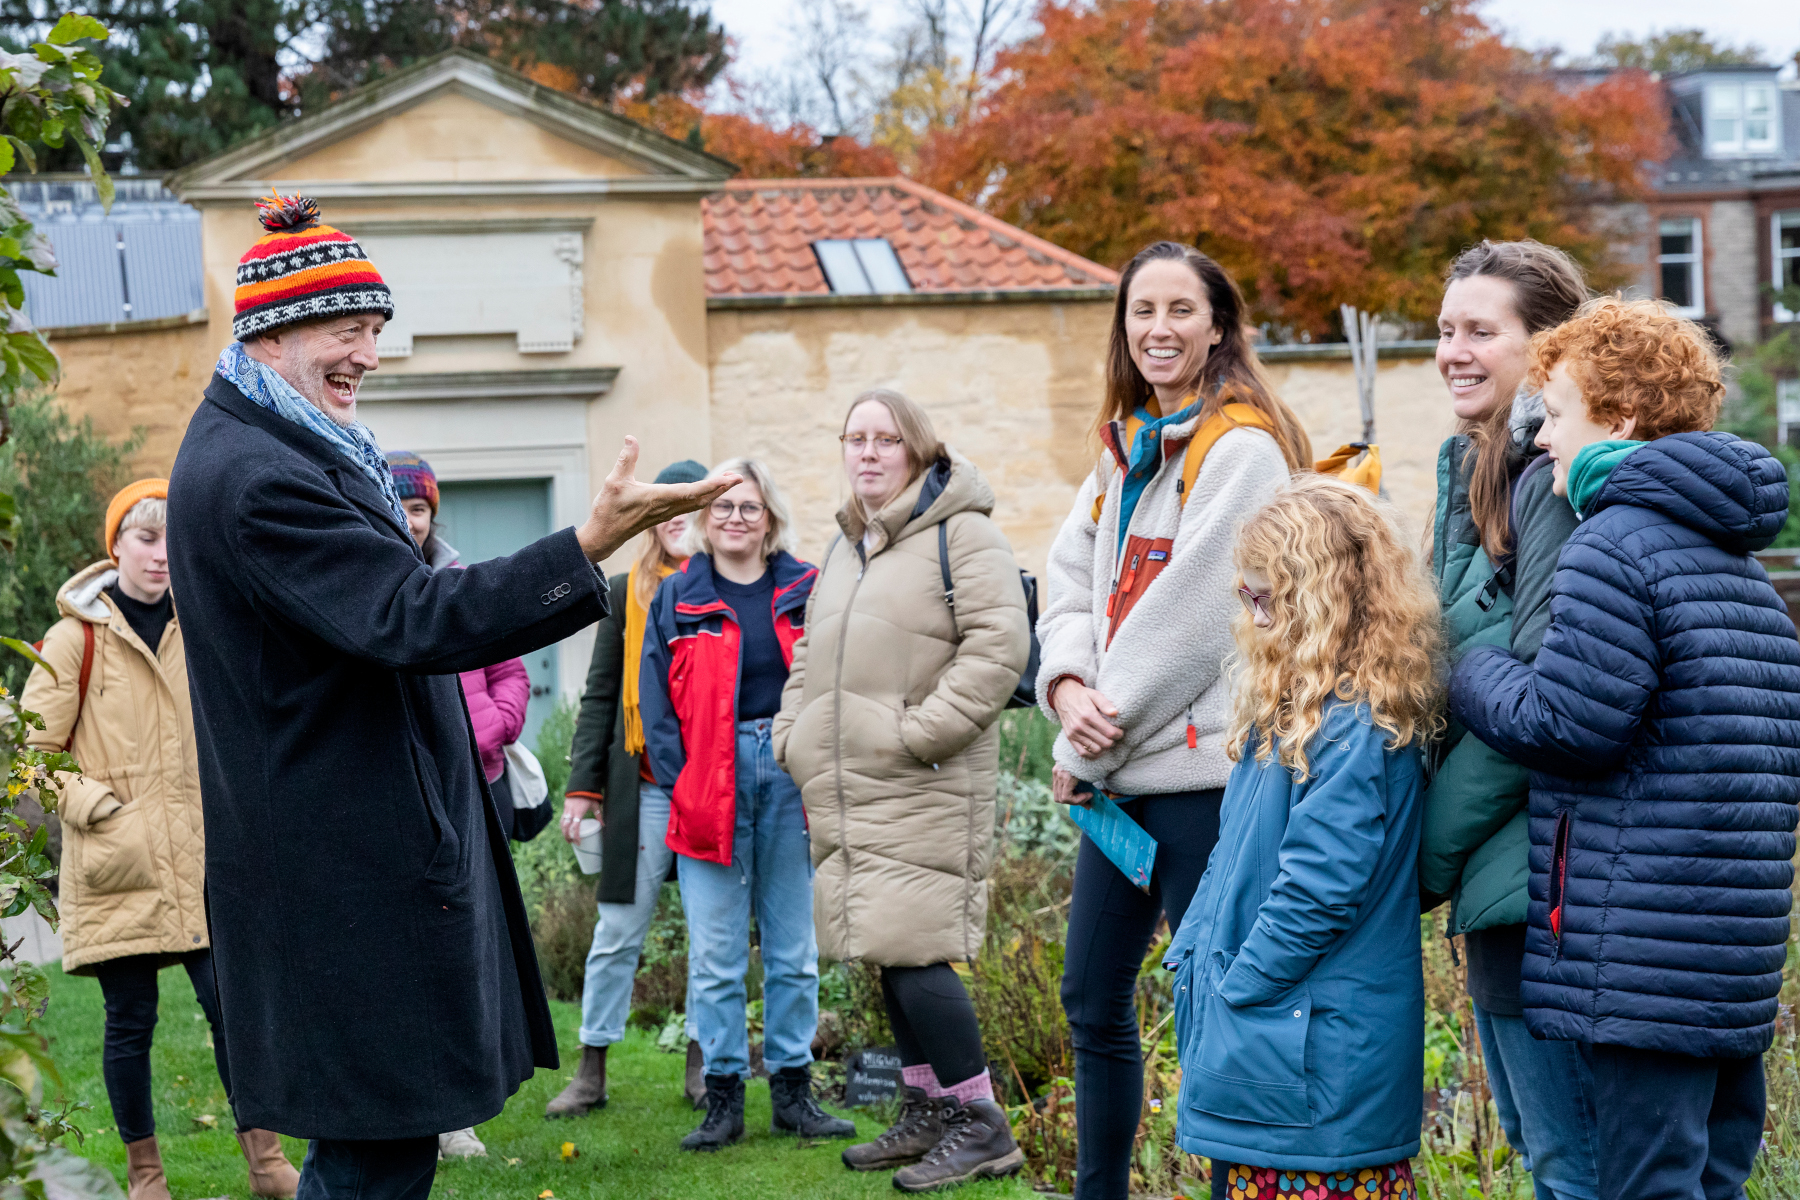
[124, 1136, 169, 1200]
[680, 1073, 745, 1152]
[684, 1039, 706, 1109]
[770, 1065, 856, 1138]
[437, 1128, 486, 1159]
[843, 1086, 945, 1170]
[891, 1097, 1024, 1193]
[545, 1045, 607, 1117]
[237, 1128, 301, 1199]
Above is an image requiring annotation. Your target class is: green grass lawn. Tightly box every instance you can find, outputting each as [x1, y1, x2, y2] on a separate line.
[37, 965, 1040, 1200]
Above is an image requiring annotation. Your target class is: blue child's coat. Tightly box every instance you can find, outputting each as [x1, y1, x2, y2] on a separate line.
[1167, 701, 1425, 1171]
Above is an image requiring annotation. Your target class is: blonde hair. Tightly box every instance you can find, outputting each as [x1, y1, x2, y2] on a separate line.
[1225, 475, 1444, 778]
[631, 525, 687, 610]
[842, 389, 946, 523]
[115, 497, 167, 542]
[682, 458, 795, 561]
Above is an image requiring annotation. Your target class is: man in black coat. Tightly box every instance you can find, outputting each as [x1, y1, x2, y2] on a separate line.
[168, 196, 731, 1200]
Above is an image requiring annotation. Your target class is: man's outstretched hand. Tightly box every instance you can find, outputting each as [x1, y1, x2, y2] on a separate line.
[576, 437, 738, 563]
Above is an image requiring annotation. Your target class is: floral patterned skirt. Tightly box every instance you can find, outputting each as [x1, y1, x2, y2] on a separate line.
[1214, 1160, 1416, 1200]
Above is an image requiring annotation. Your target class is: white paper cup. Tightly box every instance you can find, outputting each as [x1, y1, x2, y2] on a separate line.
[573, 819, 603, 875]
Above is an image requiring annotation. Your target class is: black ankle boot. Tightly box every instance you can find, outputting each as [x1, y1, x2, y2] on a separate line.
[680, 1073, 746, 1151]
[769, 1065, 856, 1138]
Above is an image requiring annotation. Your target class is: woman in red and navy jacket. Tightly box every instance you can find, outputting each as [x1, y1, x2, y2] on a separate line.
[638, 458, 852, 1152]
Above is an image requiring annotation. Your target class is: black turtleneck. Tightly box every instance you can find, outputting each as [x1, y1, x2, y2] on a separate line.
[107, 583, 173, 654]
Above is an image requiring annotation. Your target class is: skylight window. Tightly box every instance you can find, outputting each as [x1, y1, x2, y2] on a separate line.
[813, 239, 913, 294]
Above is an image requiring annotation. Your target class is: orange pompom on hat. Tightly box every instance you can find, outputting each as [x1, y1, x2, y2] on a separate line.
[104, 479, 168, 560]
[232, 192, 394, 341]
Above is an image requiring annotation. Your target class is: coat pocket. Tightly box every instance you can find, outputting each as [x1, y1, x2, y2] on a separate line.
[1189, 972, 1315, 1128]
[410, 741, 463, 888]
[78, 799, 157, 895]
[1547, 810, 1572, 957]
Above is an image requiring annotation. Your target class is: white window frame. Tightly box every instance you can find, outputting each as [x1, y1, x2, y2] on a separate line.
[1778, 378, 1800, 448]
[1658, 217, 1705, 317]
[1775, 211, 1800, 323]
[1705, 80, 1780, 156]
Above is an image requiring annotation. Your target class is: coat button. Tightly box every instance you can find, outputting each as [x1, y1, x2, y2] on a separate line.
[1293, 1010, 1302, 1018]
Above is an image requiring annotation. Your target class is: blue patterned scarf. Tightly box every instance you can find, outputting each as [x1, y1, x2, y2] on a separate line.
[217, 341, 408, 528]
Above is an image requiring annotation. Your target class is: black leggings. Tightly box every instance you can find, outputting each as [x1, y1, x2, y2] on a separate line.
[1060, 789, 1223, 1200]
[880, 963, 987, 1088]
[94, 950, 232, 1143]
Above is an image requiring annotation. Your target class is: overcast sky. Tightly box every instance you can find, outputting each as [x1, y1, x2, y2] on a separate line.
[706, 0, 1799, 83]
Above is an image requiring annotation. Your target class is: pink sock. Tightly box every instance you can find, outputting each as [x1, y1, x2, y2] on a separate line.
[901, 1064, 943, 1095]
[941, 1069, 994, 1106]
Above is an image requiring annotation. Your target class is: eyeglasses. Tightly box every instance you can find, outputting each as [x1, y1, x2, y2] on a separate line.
[1238, 587, 1272, 621]
[840, 433, 905, 453]
[710, 499, 767, 521]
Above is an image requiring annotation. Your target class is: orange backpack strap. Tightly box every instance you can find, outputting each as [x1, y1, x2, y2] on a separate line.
[62, 622, 95, 753]
[1178, 403, 1273, 507]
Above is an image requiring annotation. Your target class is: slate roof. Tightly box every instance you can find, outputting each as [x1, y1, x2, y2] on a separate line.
[702, 177, 1118, 297]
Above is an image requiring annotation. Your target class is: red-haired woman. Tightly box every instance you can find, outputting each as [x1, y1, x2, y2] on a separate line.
[1036, 242, 1309, 1198]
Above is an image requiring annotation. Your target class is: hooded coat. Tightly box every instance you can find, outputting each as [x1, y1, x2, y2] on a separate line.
[1451, 432, 1800, 1058]
[774, 451, 1030, 966]
[167, 372, 606, 1140]
[21, 561, 207, 973]
[1166, 702, 1425, 1172]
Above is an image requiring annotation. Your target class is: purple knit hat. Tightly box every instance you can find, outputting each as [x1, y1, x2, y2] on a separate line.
[385, 451, 438, 513]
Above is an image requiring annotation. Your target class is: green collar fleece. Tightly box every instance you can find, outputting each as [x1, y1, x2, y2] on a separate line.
[1567, 439, 1644, 518]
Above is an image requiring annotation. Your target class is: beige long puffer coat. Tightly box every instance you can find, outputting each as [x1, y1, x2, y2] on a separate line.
[775, 449, 1030, 966]
[20, 560, 208, 973]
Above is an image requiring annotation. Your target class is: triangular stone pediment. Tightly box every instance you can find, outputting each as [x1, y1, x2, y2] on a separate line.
[170, 48, 734, 201]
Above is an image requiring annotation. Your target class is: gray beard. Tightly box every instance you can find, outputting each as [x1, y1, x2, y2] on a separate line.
[282, 362, 357, 427]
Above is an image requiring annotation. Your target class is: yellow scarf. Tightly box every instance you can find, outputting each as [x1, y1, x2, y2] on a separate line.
[622, 559, 679, 755]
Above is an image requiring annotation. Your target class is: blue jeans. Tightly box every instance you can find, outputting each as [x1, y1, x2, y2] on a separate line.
[1475, 1004, 1600, 1200]
[676, 718, 819, 1080]
[577, 784, 695, 1047]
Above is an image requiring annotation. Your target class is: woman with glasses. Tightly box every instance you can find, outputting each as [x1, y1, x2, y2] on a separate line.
[1036, 242, 1310, 1199]
[639, 460, 854, 1153]
[775, 390, 1030, 1192]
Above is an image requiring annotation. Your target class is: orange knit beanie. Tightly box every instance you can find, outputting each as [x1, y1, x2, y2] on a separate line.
[104, 479, 169, 561]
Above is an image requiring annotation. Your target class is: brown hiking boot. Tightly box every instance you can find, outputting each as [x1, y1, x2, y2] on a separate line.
[890, 1097, 1024, 1193]
[125, 1136, 170, 1200]
[842, 1086, 945, 1171]
[683, 1039, 705, 1109]
[544, 1045, 607, 1117]
[237, 1128, 301, 1199]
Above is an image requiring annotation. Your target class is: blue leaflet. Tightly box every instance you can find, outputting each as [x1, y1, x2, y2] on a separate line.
[1066, 791, 1158, 892]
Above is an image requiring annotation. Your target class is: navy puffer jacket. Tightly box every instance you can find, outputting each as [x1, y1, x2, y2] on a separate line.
[1450, 432, 1800, 1058]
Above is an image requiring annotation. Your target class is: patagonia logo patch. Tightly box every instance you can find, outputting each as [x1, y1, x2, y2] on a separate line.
[1146, 550, 1169, 562]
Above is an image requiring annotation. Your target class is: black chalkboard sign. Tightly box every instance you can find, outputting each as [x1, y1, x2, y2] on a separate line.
[843, 1045, 904, 1108]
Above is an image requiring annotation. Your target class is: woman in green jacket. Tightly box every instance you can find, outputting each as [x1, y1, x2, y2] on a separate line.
[545, 460, 709, 1117]
[1421, 240, 1594, 1200]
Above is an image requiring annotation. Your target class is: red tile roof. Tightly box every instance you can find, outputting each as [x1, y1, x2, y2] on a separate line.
[702, 177, 1119, 298]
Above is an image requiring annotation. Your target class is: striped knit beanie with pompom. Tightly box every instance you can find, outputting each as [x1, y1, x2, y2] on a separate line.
[233, 193, 394, 341]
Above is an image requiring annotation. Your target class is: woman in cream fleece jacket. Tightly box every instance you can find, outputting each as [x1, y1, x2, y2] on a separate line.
[1036, 241, 1308, 1200]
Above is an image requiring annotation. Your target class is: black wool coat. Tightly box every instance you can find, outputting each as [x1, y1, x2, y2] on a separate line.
[565, 572, 651, 905]
[167, 373, 607, 1139]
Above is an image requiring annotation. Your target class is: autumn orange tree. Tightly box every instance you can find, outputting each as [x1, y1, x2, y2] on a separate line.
[615, 93, 899, 177]
[918, 0, 1668, 335]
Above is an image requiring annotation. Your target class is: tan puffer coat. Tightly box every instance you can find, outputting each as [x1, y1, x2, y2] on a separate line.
[20, 560, 207, 973]
[775, 450, 1030, 966]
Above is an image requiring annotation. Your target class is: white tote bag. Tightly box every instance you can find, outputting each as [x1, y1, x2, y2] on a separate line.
[502, 740, 550, 811]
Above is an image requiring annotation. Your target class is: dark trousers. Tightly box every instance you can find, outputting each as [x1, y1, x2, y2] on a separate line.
[1580, 1042, 1764, 1200]
[1061, 789, 1223, 1200]
[297, 1138, 438, 1200]
[881, 963, 987, 1087]
[93, 950, 230, 1143]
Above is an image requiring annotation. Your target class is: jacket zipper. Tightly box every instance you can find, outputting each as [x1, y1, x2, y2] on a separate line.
[1548, 810, 1572, 960]
[832, 537, 867, 953]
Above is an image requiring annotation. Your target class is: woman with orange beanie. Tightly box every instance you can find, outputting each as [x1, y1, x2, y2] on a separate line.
[21, 481, 300, 1200]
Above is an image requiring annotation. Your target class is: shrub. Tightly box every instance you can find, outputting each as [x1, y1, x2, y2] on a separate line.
[997, 707, 1057, 785]
[0, 393, 140, 693]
